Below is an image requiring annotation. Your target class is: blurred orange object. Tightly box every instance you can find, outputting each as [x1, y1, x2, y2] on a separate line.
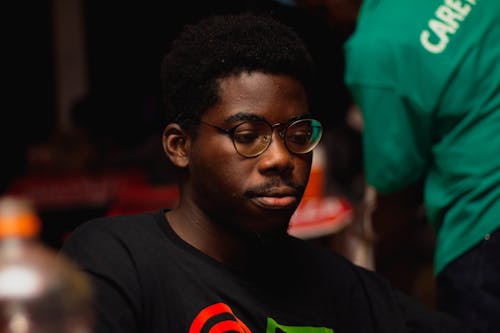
[0, 197, 41, 238]
[302, 144, 326, 200]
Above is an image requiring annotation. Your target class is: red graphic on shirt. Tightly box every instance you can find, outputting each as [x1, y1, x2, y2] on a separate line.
[189, 303, 252, 333]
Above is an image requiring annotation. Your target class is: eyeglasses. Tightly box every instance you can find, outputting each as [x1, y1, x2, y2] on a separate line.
[199, 118, 323, 157]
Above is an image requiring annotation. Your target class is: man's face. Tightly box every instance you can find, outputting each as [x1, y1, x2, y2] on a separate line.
[187, 72, 313, 236]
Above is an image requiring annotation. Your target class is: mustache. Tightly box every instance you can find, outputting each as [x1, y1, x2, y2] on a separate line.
[245, 178, 306, 197]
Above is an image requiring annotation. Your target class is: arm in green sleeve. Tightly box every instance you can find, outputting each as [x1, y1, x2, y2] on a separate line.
[351, 86, 432, 194]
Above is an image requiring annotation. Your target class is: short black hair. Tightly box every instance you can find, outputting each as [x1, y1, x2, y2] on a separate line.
[161, 13, 316, 133]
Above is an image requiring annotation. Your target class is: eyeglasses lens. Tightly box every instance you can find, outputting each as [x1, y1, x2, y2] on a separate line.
[233, 121, 270, 157]
[286, 119, 322, 154]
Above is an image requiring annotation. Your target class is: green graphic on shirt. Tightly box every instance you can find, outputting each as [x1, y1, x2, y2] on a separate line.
[266, 317, 334, 333]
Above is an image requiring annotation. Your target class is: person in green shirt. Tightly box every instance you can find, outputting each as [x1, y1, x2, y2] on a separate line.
[340, 0, 500, 332]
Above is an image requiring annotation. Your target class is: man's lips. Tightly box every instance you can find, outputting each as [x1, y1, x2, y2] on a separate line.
[252, 196, 298, 209]
[248, 188, 300, 210]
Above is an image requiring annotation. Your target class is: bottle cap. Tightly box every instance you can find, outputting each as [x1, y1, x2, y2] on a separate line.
[0, 196, 41, 238]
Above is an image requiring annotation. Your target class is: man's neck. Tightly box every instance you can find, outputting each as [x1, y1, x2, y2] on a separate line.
[165, 207, 260, 267]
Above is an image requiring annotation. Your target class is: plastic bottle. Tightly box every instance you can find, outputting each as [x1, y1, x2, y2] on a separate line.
[0, 196, 93, 333]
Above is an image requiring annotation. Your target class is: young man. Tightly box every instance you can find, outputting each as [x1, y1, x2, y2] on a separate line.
[61, 14, 469, 333]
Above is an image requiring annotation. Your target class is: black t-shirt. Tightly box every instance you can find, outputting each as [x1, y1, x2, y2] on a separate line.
[61, 210, 467, 333]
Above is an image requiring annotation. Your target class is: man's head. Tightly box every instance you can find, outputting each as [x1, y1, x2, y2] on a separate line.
[161, 14, 316, 134]
[161, 14, 320, 237]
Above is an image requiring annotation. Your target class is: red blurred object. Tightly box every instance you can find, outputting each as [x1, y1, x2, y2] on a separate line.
[106, 184, 179, 216]
[289, 196, 352, 239]
[6, 169, 146, 210]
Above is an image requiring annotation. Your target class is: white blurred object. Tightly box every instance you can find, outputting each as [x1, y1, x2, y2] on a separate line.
[348, 185, 377, 270]
[0, 196, 93, 333]
[346, 104, 364, 132]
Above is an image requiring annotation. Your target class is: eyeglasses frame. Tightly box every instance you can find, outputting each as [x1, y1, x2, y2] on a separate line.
[198, 117, 322, 158]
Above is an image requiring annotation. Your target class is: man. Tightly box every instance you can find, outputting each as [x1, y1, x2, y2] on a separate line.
[61, 13, 468, 332]
[343, 1, 500, 332]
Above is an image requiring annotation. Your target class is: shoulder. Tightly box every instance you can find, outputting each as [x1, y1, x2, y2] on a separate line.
[279, 237, 416, 330]
[60, 211, 165, 266]
[345, 1, 436, 89]
[284, 235, 393, 290]
[66, 211, 162, 242]
[292, 238, 469, 331]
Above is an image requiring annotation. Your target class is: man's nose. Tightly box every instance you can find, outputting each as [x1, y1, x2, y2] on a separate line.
[257, 131, 294, 173]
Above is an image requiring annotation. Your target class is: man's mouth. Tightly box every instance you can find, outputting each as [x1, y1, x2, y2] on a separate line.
[251, 195, 298, 209]
[248, 188, 300, 210]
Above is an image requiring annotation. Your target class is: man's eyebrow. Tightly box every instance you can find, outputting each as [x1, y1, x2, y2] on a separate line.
[224, 113, 263, 123]
[224, 112, 311, 124]
[287, 114, 310, 123]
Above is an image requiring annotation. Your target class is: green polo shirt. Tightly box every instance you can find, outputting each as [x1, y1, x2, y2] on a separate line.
[344, 0, 500, 274]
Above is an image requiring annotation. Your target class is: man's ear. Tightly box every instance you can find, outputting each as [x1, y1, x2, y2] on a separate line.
[162, 124, 190, 168]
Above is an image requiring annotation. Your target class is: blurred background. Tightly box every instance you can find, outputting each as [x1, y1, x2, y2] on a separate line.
[4, 0, 435, 308]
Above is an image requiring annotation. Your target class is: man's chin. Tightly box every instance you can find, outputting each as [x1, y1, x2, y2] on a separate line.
[250, 217, 291, 238]
[215, 206, 296, 239]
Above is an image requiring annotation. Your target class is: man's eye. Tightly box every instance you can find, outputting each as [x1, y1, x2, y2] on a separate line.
[287, 131, 311, 145]
[233, 131, 260, 144]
